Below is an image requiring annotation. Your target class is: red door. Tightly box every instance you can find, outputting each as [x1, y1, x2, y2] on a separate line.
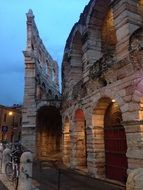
[104, 102, 128, 183]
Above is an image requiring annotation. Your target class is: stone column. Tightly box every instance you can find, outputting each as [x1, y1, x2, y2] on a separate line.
[126, 168, 143, 190]
[0, 143, 4, 169]
[22, 51, 37, 155]
[85, 118, 96, 177]
[70, 120, 78, 168]
[123, 120, 143, 173]
[111, 0, 142, 60]
[2, 148, 11, 174]
[18, 151, 33, 190]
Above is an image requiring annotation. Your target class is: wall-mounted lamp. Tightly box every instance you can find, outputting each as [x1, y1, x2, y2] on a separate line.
[8, 111, 13, 116]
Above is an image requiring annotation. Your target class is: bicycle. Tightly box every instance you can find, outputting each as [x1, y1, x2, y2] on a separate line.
[5, 143, 24, 188]
[5, 150, 20, 181]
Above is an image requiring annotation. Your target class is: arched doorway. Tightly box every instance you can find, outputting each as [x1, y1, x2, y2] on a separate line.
[92, 97, 128, 183]
[74, 109, 87, 169]
[36, 106, 62, 161]
[63, 117, 71, 166]
[104, 101, 128, 183]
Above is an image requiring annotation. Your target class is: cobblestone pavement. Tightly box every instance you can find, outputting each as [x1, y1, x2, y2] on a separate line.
[0, 181, 9, 190]
[33, 161, 125, 190]
[0, 171, 38, 190]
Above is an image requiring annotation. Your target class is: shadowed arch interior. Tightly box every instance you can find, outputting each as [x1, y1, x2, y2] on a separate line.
[36, 106, 62, 161]
[69, 31, 83, 85]
[104, 102, 128, 183]
[92, 97, 127, 183]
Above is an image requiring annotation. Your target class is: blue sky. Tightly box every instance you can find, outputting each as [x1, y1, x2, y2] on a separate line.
[0, 0, 89, 106]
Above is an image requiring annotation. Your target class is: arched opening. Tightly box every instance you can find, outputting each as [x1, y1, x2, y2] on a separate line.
[74, 109, 87, 169]
[69, 31, 83, 86]
[101, 9, 117, 54]
[55, 95, 58, 100]
[63, 117, 71, 166]
[104, 101, 128, 183]
[47, 89, 52, 99]
[92, 97, 128, 183]
[36, 86, 43, 100]
[36, 106, 62, 161]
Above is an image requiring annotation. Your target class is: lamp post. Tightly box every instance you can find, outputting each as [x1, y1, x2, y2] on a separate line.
[8, 111, 14, 144]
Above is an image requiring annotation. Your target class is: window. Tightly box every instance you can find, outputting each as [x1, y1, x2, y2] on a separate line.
[45, 61, 48, 74]
[51, 69, 55, 81]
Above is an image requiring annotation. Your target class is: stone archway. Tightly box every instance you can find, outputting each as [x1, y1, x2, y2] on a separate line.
[74, 109, 87, 169]
[36, 106, 62, 161]
[63, 117, 71, 166]
[104, 100, 128, 183]
[92, 97, 128, 183]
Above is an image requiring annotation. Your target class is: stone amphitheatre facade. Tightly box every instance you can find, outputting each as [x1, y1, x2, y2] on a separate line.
[22, 0, 143, 186]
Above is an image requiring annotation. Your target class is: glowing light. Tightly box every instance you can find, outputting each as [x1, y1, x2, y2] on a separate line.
[112, 99, 116, 103]
[8, 111, 13, 116]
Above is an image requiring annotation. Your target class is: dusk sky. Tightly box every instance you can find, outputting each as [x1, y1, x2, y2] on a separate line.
[0, 0, 89, 106]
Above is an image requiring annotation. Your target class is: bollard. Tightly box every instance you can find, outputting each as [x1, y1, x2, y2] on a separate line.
[18, 151, 33, 190]
[2, 148, 11, 174]
[126, 168, 143, 190]
[0, 143, 4, 169]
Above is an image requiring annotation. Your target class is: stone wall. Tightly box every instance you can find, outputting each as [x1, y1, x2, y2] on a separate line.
[22, 10, 60, 156]
[62, 0, 143, 185]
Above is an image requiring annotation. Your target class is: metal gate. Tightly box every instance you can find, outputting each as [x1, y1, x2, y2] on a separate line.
[104, 102, 128, 183]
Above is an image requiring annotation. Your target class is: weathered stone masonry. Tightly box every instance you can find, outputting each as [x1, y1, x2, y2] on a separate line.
[22, 0, 143, 187]
[22, 10, 61, 160]
[62, 0, 143, 184]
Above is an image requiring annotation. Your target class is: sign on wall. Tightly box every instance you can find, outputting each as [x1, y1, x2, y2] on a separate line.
[2, 126, 8, 133]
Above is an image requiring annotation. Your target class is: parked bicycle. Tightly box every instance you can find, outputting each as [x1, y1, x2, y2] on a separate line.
[5, 143, 24, 182]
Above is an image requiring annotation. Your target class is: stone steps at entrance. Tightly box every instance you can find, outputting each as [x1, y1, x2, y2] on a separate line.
[33, 160, 125, 190]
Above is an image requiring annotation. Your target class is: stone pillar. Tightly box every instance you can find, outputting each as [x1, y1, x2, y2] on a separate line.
[126, 168, 143, 190]
[70, 120, 79, 169]
[123, 121, 143, 173]
[22, 51, 37, 155]
[85, 118, 96, 177]
[63, 125, 71, 166]
[18, 151, 33, 190]
[2, 148, 11, 174]
[111, 0, 142, 60]
[0, 143, 4, 168]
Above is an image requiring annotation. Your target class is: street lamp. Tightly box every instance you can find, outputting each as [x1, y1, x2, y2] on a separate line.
[8, 111, 13, 116]
[8, 111, 14, 144]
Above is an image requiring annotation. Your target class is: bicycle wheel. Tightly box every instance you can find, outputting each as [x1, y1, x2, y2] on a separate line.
[5, 162, 16, 181]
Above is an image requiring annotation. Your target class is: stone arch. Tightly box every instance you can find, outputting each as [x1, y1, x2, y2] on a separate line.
[73, 108, 87, 169]
[70, 31, 83, 81]
[82, 0, 117, 70]
[92, 97, 128, 183]
[47, 89, 52, 99]
[101, 9, 117, 54]
[63, 116, 71, 166]
[55, 95, 58, 100]
[36, 106, 62, 161]
[129, 27, 143, 52]
[62, 53, 71, 90]
[62, 29, 84, 90]
[86, 0, 110, 26]
[88, 1, 116, 52]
